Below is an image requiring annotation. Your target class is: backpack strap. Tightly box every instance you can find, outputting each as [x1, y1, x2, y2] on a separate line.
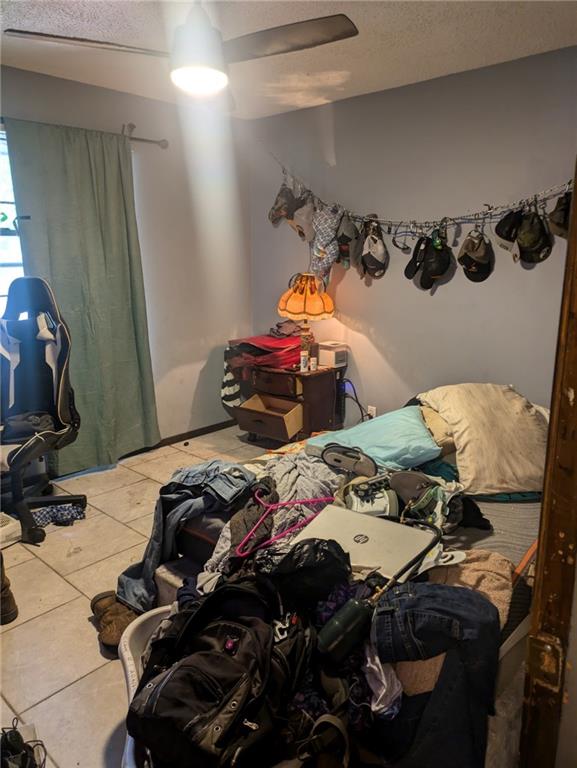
[294, 671, 350, 766]
[296, 714, 350, 767]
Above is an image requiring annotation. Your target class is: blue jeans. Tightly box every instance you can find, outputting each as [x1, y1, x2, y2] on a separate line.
[117, 460, 255, 613]
[371, 582, 501, 768]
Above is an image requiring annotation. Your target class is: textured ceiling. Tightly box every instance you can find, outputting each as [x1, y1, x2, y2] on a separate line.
[2, 1, 577, 119]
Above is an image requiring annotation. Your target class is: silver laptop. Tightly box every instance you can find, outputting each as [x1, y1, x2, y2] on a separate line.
[290, 504, 438, 581]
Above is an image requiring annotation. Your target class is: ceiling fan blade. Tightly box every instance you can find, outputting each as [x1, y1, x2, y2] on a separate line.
[222, 13, 358, 64]
[3, 29, 169, 58]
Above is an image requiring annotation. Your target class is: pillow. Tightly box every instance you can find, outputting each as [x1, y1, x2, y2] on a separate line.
[418, 383, 548, 494]
[420, 406, 455, 456]
[533, 403, 550, 424]
[306, 406, 441, 470]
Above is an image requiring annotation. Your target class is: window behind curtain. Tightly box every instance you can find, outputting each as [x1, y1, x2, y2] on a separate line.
[0, 130, 25, 315]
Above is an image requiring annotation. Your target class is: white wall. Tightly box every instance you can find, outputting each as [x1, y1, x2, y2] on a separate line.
[1, 66, 252, 438]
[238, 47, 577, 416]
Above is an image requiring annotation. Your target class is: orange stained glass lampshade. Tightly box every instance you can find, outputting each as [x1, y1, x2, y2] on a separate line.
[277, 273, 335, 321]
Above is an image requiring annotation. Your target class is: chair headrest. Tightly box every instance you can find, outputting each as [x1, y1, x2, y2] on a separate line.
[2, 277, 62, 322]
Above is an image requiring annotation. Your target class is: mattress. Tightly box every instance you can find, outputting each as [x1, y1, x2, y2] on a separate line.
[445, 500, 540, 643]
[445, 501, 540, 564]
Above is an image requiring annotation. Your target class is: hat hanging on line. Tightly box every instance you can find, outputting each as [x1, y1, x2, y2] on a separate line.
[288, 195, 316, 242]
[494, 209, 523, 257]
[360, 215, 389, 278]
[268, 182, 307, 228]
[267, 164, 573, 291]
[420, 224, 453, 289]
[336, 213, 361, 270]
[405, 232, 452, 289]
[517, 211, 553, 264]
[548, 191, 572, 239]
[458, 230, 494, 282]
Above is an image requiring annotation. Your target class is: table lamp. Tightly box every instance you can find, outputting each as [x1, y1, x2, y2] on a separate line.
[277, 273, 334, 351]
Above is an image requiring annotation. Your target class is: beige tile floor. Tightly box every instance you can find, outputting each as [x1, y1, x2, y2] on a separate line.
[0, 426, 265, 768]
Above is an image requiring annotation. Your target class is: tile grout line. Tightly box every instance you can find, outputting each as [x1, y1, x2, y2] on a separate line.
[55, 461, 152, 499]
[1, 695, 63, 768]
[0, 594, 83, 636]
[10, 522, 150, 630]
[68, 474, 143, 498]
[83, 495, 157, 526]
[64, 542, 148, 595]
[23, 535, 149, 591]
[119, 445, 182, 468]
[24, 501, 142, 541]
[1, 691, 21, 719]
[43, 472, 151, 536]
[123, 448, 207, 481]
[19, 658, 113, 716]
[45, 750, 61, 768]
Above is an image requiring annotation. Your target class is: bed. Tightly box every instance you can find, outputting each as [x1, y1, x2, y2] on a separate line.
[120, 382, 547, 768]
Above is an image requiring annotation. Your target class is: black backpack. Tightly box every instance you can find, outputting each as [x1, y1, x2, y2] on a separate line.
[126, 576, 313, 768]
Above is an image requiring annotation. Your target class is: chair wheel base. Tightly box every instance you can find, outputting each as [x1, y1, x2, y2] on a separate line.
[21, 527, 46, 545]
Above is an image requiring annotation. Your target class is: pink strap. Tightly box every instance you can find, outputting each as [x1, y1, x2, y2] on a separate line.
[234, 490, 334, 559]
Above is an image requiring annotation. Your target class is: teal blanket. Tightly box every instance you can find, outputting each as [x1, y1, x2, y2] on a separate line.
[418, 458, 542, 503]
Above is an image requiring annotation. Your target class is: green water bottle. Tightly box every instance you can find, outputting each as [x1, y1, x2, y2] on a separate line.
[317, 598, 374, 663]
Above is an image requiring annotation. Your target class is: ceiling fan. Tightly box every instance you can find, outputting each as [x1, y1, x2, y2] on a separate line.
[4, 5, 358, 98]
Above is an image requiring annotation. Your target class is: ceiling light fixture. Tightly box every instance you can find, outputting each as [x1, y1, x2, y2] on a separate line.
[170, 65, 228, 96]
[170, 5, 229, 97]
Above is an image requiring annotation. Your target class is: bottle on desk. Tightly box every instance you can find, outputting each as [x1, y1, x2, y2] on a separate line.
[309, 343, 319, 372]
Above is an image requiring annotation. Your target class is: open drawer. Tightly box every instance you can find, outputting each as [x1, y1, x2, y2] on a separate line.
[234, 394, 303, 441]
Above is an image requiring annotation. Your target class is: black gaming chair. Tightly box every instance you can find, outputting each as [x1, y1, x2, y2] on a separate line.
[0, 277, 86, 544]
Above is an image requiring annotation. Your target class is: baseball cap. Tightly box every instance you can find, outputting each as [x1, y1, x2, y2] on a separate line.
[548, 192, 571, 239]
[360, 217, 389, 279]
[289, 197, 315, 242]
[336, 214, 361, 269]
[517, 212, 553, 264]
[458, 230, 494, 282]
[404, 236, 427, 280]
[268, 183, 306, 227]
[495, 209, 523, 253]
[420, 238, 452, 289]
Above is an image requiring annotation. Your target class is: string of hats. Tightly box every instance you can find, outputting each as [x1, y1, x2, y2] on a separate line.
[268, 153, 573, 288]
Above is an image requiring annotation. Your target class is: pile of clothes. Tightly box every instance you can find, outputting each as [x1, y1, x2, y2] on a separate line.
[114, 450, 512, 768]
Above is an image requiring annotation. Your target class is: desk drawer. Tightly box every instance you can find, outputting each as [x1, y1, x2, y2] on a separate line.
[234, 394, 303, 441]
[252, 369, 303, 397]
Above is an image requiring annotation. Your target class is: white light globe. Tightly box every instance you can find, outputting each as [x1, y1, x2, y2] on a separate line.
[170, 65, 229, 97]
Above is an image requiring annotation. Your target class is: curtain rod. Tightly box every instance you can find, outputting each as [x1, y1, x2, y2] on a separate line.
[122, 123, 168, 149]
[0, 118, 168, 149]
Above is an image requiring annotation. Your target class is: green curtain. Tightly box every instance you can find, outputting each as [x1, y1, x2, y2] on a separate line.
[4, 117, 160, 475]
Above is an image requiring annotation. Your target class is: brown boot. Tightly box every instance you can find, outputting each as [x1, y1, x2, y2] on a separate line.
[91, 591, 139, 650]
[1, 552, 18, 625]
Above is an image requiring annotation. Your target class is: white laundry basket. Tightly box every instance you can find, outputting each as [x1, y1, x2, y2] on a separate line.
[118, 607, 530, 768]
[119, 606, 171, 768]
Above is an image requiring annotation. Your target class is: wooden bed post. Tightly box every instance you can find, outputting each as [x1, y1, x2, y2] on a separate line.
[520, 165, 577, 767]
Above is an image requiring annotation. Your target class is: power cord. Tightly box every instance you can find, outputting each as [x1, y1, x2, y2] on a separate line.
[342, 378, 372, 423]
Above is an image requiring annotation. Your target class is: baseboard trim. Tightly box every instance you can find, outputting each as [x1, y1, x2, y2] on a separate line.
[158, 419, 236, 447]
[120, 419, 237, 463]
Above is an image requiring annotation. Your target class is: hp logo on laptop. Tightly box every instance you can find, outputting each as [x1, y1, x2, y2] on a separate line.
[353, 534, 369, 544]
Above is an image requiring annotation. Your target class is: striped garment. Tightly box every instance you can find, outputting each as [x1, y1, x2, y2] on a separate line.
[220, 358, 241, 411]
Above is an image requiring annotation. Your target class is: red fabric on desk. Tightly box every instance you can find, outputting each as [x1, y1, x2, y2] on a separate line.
[227, 334, 301, 372]
[228, 335, 301, 352]
[228, 348, 300, 372]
